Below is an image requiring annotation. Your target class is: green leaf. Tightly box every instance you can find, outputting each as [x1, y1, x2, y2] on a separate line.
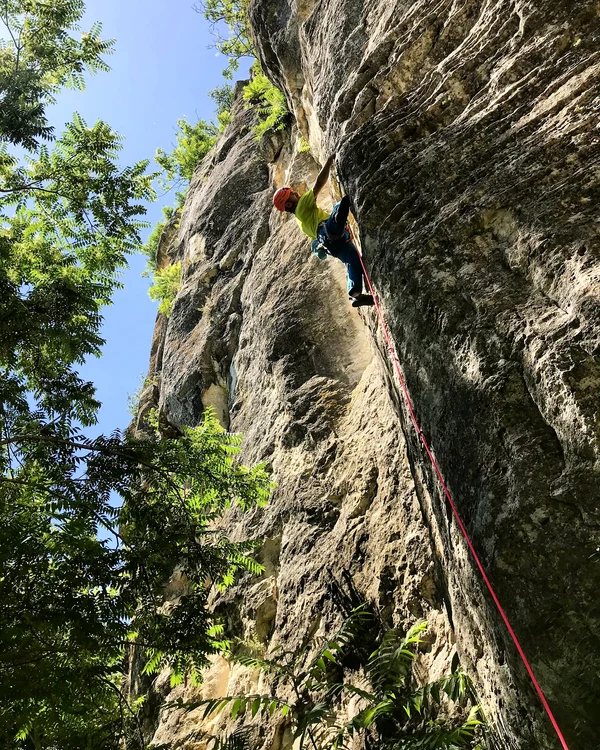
[231, 698, 243, 720]
[343, 684, 378, 703]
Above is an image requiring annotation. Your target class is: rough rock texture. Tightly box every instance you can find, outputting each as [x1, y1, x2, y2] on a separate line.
[246, 0, 600, 746]
[136, 93, 460, 750]
[137, 2, 600, 748]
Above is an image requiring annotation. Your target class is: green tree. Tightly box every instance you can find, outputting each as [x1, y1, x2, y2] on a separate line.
[0, 410, 270, 749]
[0, 2, 271, 747]
[155, 117, 218, 188]
[210, 83, 235, 131]
[0, 111, 154, 433]
[193, 0, 254, 79]
[0, 0, 114, 148]
[194, 1, 290, 140]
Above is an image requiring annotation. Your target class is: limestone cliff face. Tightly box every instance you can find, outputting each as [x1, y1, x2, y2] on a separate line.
[136, 92, 456, 749]
[138, 3, 600, 748]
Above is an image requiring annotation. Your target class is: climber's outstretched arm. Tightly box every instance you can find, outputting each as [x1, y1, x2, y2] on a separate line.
[313, 154, 335, 198]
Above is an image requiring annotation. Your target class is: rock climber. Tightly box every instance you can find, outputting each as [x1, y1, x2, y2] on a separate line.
[272, 155, 375, 308]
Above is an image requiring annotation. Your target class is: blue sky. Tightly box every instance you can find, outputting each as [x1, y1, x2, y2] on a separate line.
[46, 0, 252, 435]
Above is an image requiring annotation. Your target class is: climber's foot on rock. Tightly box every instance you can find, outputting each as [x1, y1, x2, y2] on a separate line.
[350, 293, 375, 307]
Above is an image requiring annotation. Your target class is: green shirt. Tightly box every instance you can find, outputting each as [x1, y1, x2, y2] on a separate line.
[295, 189, 329, 240]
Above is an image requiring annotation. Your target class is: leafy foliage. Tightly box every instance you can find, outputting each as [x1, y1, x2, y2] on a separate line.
[243, 64, 290, 140]
[330, 625, 483, 750]
[195, 0, 289, 139]
[127, 373, 153, 417]
[141, 217, 167, 272]
[298, 136, 311, 154]
[0, 2, 155, 449]
[0, 0, 114, 149]
[140, 204, 180, 273]
[0, 409, 271, 749]
[0, 3, 272, 748]
[143, 118, 217, 309]
[194, 0, 254, 79]
[210, 84, 235, 131]
[182, 608, 485, 750]
[148, 260, 182, 317]
[155, 117, 218, 188]
[0, 111, 155, 433]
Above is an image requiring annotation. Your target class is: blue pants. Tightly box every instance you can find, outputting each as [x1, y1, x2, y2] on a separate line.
[318, 196, 364, 296]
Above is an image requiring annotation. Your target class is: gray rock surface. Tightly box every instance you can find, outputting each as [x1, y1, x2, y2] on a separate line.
[136, 94, 459, 749]
[137, 2, 600, 747]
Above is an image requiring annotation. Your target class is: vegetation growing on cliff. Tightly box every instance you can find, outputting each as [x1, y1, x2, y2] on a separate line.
[243, 63, 291, 140]
[143, 119, 217, 309]
[196, 0, 290, 140]
[141, 0, 291, 304]
[186, 607, 484, 750]
[148, 260, 183, 317]
[0, 3, 271, 747]
[155, 118, 219, 188]
[210, 84, 236, 131]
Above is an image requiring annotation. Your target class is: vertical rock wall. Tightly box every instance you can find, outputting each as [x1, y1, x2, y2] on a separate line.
[137, 1, 600, 747]
[138, 93, 462, 750]
[246, 0, 600, 748]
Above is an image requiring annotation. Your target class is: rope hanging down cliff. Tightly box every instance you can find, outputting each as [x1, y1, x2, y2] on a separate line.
[353, 234, 571, 750]
[272, 160, 569, 745]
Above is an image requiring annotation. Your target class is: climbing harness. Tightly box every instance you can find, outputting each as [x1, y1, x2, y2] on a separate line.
[355, 247, 571, 750]
[311, 237, 329, 260]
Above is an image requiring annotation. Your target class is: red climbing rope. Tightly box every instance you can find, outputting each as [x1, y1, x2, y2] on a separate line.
[355, 249, 570, 750]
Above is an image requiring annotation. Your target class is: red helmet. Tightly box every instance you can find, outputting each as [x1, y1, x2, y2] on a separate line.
[273, 186, 292, 212]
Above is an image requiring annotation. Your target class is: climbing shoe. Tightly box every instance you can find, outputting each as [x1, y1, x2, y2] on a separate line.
[350, 293, 375, 308]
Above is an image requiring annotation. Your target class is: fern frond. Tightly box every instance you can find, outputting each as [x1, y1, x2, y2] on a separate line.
[236, 654, 293, 680]
[182, 694, 290, 721]
[367, 622, 427, 695]
[385, 705, 483, 749]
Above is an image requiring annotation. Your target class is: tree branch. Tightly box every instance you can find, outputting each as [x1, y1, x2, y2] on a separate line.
[98, 675, 146, 750]
[0, 432, 167, 476]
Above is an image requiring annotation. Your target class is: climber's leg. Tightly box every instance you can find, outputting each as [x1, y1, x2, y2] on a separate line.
[340, 244, 374, 306]
[340, 242, 364, 297]
[351, 293, 375, 307]
[324, 201, 374, 308]
[325, 195, 351, 239]
[328, 240, 370, 301]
